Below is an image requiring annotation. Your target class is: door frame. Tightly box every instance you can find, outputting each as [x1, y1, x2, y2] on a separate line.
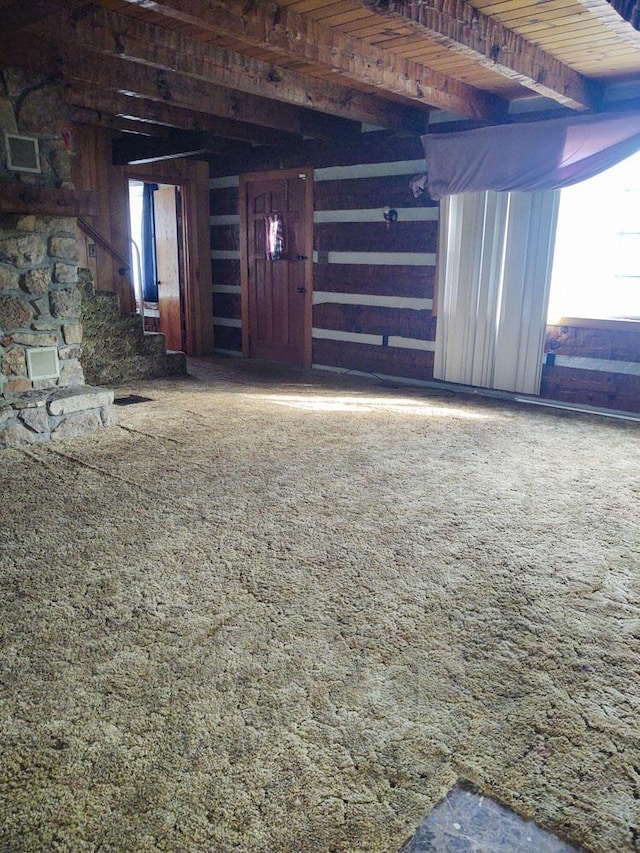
[239, 167, 314, 367]
[126, 162, 213, 356]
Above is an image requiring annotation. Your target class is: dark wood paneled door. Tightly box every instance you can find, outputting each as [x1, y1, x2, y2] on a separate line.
[241, 169, 313, 367]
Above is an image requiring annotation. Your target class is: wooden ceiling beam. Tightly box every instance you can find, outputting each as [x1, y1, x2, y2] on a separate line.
[70, 107, 173, 137]
[118, 0, 507, 120]
[66, 87, 301, 147]
[0, 0, 90, 37]
[362, 0, 602, 111]
[112, 131, 252, 165]
[64, 6, 425, 133]
[56, 45, 361, 140]
[574, 0, 640, 42]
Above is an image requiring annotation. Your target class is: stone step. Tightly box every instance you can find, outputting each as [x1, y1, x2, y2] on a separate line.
[1, 385, 117, 449]
[78, 268, 186, 385]
[166, 350, 187, 376]
[142, 331, 168, 357]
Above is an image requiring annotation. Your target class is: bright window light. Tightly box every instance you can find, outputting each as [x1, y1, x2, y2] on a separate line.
[547, 149, 640, 323]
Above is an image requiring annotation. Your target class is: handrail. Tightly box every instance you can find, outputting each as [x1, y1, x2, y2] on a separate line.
[77, 217, 130, 275]
[130, 238, 145, 330]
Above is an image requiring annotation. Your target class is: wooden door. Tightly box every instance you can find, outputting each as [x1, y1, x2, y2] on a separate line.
[241, 169, 313, 366]
[154, 184, 183, 351]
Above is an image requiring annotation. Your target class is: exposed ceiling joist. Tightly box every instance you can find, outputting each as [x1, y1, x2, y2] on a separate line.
[0, 0, 90, 37]
[575, 0, 640, 40]
[119, 0, 508, 120]
[66, 87, 300, 147]
[112, 130, 250, 165]
[56, 45, 361, 141]
[65, 6, 425, 133]
[70, 108, 172, 137]
[362, 0, 602, 111]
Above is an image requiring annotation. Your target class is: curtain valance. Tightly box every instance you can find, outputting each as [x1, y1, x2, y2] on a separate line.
[417, 111, 640, 200]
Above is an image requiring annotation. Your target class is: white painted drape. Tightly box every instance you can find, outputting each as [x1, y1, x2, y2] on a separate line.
[434, 189, 560, 394]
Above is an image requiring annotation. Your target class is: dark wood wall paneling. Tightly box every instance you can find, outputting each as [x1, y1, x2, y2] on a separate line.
[542, 323, 640, 412]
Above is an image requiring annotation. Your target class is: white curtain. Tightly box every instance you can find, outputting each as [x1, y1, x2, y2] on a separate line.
[434, 189, 559, 395]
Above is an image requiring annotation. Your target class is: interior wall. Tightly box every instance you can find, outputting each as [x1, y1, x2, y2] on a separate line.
[130, 160, 213, 356]
[0, 67, 85, 400]
[210, 132, 639, 413]
[71, 124, 133, 313]
[542, 321, 640, 413]
[210, 133, 439, 380]
[72, 125, 213, 355]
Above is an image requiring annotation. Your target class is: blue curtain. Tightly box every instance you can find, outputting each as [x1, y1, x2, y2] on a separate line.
[142, 183, 158, 302]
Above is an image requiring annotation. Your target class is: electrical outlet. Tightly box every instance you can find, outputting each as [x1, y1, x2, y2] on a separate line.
[88, 243, 96, 258]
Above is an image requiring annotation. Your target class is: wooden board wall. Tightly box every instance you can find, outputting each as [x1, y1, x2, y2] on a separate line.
[72, 124, 213, 354]
[71, 124, 133, 312]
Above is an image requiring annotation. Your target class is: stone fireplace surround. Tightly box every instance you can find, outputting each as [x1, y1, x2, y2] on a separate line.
[0, 66, 116, 449]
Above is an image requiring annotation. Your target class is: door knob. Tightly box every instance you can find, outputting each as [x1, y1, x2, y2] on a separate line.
[295, 254, 308, 261]
[296, 286, 306, 293]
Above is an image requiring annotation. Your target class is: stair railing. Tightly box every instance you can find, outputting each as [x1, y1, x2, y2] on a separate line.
[129, 238, 145, 329]
[77, 217, 145, 330]
[77, 217, 130, 275]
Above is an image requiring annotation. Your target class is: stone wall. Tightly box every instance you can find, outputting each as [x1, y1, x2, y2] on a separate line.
[0, 66, 116, 448]
[0, 214, 85, 396]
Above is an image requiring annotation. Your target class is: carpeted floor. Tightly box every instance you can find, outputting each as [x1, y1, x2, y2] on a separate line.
[1, 356, 639, 853]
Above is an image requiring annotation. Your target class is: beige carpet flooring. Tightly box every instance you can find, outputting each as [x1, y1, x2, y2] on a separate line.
[1, 357, 639, 853]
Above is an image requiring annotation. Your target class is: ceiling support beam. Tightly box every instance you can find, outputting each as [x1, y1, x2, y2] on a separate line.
[112, 131, 250, 165]
[363, 0, 601, 111]
[0, 0, 90, 37]
[56, 45, 361, 141]
[119, 0, 507, 120]
[66, 87, 301, 147]
[65, 6, 425, 133]
[575, 0, 640, 42]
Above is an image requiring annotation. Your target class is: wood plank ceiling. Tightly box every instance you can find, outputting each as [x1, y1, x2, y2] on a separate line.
[2, 0, 640, 163]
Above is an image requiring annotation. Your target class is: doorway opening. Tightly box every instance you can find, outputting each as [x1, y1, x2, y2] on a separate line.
[128, 180, 186, 352]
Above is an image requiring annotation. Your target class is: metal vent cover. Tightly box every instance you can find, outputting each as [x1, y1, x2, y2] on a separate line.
[25, 347, 59, 381]
[5, 133, 40, 173]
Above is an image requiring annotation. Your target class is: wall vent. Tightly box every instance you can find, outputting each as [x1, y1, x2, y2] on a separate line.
[5, 133, 41, 173]
[26, 347, 59, 381]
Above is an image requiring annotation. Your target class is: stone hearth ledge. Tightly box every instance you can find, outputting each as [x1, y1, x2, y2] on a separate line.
[0, 385, 117, 449]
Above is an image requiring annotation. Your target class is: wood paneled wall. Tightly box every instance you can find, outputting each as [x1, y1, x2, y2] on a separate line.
[72, 124, 213, 355]
[210, 133, 438, 381]
[71, 124, 133, 312]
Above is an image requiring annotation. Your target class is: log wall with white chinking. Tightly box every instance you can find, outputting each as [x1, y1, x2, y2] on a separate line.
[209, 176, 242, 355]
[209, 133, 439, 381]
[542, 321, 640, 413]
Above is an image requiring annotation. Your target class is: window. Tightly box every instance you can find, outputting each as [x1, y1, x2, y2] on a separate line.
[547, 149, 640, 323]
